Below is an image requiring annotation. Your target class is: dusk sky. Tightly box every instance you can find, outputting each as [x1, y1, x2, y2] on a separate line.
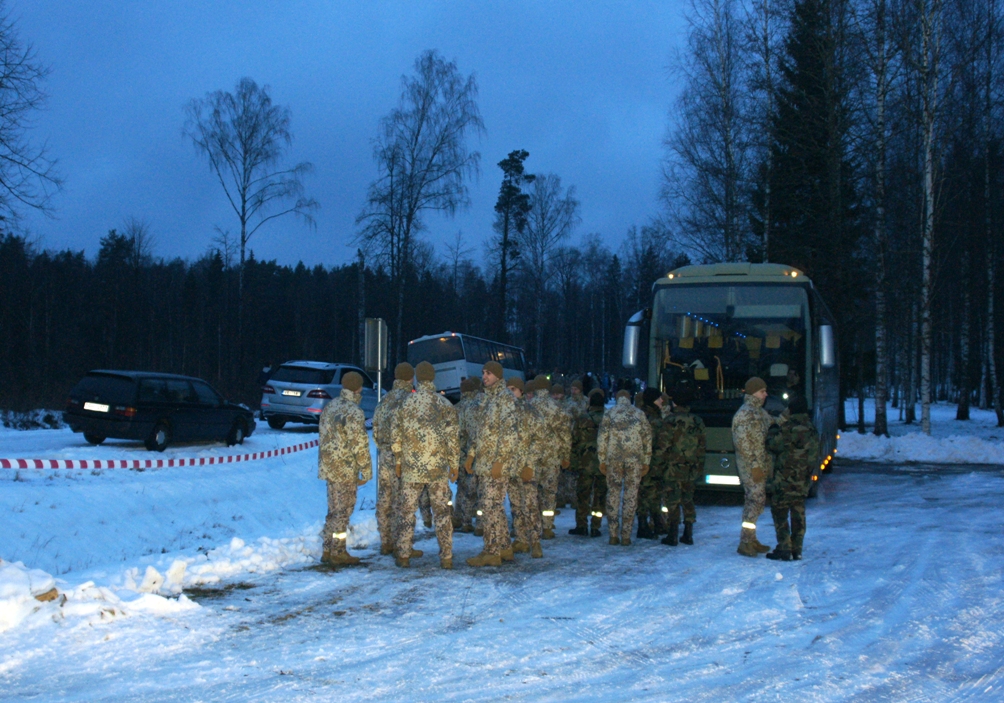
[16, 1, 686, 269]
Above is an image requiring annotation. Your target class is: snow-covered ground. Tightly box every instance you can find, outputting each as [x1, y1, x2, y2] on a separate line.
[838, 398, 1004, 464]
[1, 404, 1003, 701]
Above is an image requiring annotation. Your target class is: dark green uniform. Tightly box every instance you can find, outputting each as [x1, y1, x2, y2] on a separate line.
[663, 406, 706, 526]
[766, 413, 819, 558]
[638, 404, 671, 537]
[571, 405, 607, 535]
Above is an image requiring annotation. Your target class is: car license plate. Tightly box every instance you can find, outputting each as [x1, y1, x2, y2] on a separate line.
[84, 402, 109, 413]
[282, 390, 302, 397]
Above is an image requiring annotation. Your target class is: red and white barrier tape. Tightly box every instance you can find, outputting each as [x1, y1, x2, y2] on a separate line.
[0, 438, 319, 470]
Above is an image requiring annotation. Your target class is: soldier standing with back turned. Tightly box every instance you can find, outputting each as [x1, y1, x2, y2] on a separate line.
[662, 386, 706, 546]
[569, 388, 607, 537]
[317, 371, 372, 566]
[454, 376, 482, 533]
[531, 375, 572, 539]
[598, 389, 652, 546]
[391, 362, 459, 569]
[372, 362, 414, 556]
[765, 396, 818, 561]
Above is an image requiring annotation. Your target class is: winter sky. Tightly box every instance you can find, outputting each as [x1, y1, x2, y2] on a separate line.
[16, 1, 687, 269]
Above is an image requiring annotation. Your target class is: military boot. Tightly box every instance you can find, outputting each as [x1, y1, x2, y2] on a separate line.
[329, 551, 362, 566]
[568, 526, 588, 536]
[394, 556, 410, 568]
[542, 528, 555, 540]
[500, 547, 515, 562]
[737, 528, 759, 557]
[752, 537, 771, 554]
[466, 552, 502, 567]
[680, 522, 694, 545]
[621, 537, 632, 546]
[661, 522, 679, 546]
[766, 548, 792, 561]
[440, 557, 453, 570]
[380, 545, 394, 556]
[409, 548, 424, 558]
[531, 542, 543, 558]
[321, 549, 332, 565]
[590, 517, 603, 537]
[609, 535, 620, 546]
[791, 550, 802, 561]
[636, 516, 652, 540]
[648, 512, 663, 539]
[511, 541, 530, 553]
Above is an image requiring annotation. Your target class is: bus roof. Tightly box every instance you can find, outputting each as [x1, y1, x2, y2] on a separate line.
[657, 262, 809, 287]
[408, 331, 524, 351]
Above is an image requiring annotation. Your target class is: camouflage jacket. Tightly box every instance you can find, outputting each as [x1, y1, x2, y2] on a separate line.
[372, 380, 412, 450]
[732, 393, 774, 477]
[456, 390, 483, 469]
[391, 380, 460, 484]
[665, 406, 707, 482]
[565, 394, 588, 424]
[318, 389, 372, 483]
[515, 395, 546, 475]
[530, 390, 572, 468]
[471, 380, 521, 476]
[571, 406, 604, 475]
[642, 404, 674, 480]
[598, 396, 652, 468]
[766, 413, 819, 500]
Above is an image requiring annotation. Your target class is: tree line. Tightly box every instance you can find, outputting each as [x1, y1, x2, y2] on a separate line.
[665, 0, 1004, 432]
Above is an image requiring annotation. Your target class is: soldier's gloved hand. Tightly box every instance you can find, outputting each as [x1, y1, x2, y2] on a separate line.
[599, 463, 607, 476]
[561, 459, 570, 469]
[357, 476, 367, 486]
[395, 462, 402, 478]
[640, 464, 649, 477]
[751, 465, 765, 483]
[520, 465, 533, 482]
[464, 455, 474, 473]
[491, 461, 503, 479]
[449, 468, 458, 482]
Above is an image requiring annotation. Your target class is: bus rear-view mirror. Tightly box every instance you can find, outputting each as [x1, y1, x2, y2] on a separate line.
[819, 325, 836, 368]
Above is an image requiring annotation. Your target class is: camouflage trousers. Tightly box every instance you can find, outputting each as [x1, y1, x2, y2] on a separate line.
[556, 469, 578, 509]
[575, 472, 607, 530]
[321, 480, 358, 555]
[638, 472, 662, 516]
[397, 480, 454, 561]
[736, 458, 766, 539]
[416, 484, 433, 526]
[455, 468, 479, 528]
[605, 464, 642, 542]
[376, 447, 398, 551]
[477, 474, 511, 556]
[770, 500, 806, 554]
[507, 476, 541, 547]
[662, 474, 697, 524]
[537, 466, 560, 530]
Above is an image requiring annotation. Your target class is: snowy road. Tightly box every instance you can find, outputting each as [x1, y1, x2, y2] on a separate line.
[4, 457, 1004, 701]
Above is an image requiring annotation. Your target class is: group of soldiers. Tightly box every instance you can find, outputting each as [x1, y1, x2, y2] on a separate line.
[316, 362, 819, 570]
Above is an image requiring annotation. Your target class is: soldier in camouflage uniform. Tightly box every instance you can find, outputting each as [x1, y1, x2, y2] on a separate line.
[317, 371, 372, 566]
[765, 396, 819, 561]
[566, 379, 588, 419]
[454, 377, 483, 533]
[466, 361, 521, 567]
[559, 380, 588, 509]
[569, 389, 607, 537]
[732, 376, 777, 557]
[598, 389, 652, 546]
[662, 386, 706, 546]
[391, 362, 460, 569]
[372, 362, 414, 556]
[531, 375, 573, 539]
[637, 388, 670, 540]
[506, 377, 544, 558]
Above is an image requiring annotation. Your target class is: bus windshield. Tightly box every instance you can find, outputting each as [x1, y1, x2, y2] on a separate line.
[652, 283, 809, 426]
[407, 337, 465, 366]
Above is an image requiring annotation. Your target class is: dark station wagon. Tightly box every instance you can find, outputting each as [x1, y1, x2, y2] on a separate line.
[64, 370, 256, 451]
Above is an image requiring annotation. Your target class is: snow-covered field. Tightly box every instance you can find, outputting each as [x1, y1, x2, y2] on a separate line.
[1, 403, 1003, 701]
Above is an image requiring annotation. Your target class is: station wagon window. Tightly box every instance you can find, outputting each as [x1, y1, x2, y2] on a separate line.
[74, 374, 137, 405]
[137, 379, 168, 403]
[165, 379, 195, 403]
[192, 381, 221, 406]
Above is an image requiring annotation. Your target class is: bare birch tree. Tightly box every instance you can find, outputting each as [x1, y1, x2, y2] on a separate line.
[664, 0, 751, 262]
[356, 50, 484, 360]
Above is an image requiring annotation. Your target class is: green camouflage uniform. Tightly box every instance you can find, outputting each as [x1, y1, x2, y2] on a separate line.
[455, 389, 483, 530]
[559, 394, 588, 508]
[766, 413, 819, 556]
[732, 393, 775, 544]
[663, 405, 706, 525]
[530, 390, 572, 533]
[391, 379, 460, 562]
[572, 405, 607, 532]
[372, 379, 412, 552]
[318, 389, 372, 557]
[472, 380, 521, 556]
[598, 396, 652, 542]
[639, 404, 671, 532]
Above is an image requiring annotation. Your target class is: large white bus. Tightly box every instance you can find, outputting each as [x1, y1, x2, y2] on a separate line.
[407, 332, 527, 401]
[622, 262, 839, 496]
